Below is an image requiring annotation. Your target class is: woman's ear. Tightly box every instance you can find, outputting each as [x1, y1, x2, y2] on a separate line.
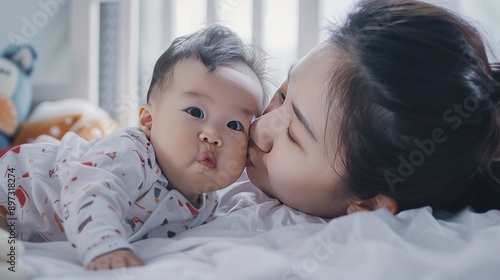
[139, 104, 153, 138]
[347, 194, 398, 215]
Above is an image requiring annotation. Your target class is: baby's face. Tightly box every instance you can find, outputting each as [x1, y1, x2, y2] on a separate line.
[140, 58, 263, 202]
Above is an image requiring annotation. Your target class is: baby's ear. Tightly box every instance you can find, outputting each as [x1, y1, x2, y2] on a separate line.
[139, 104, 153, 138]
[347, 194, 398, 215]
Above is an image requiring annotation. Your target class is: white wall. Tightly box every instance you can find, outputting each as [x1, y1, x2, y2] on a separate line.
[460, 0, 500, 61]
[0, 0, 71, 86]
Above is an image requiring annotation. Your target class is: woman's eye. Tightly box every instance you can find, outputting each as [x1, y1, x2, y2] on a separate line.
[277, 91, 286, 103]
[185, 107, 204, 118]
[287, 128, 297, 144]
[227, 121, 244, 131]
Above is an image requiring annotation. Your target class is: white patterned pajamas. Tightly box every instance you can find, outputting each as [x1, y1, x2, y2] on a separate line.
[0, 128, 218, 265]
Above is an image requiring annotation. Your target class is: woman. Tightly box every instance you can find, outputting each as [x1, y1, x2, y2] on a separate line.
[242, 0, 500, 218]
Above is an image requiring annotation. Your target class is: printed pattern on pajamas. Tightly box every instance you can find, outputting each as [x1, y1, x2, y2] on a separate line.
[0, 127, 219, 265]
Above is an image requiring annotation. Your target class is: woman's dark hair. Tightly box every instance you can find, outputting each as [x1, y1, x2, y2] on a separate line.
[146, 24, 271, 108]
[329, 0, 500, 212]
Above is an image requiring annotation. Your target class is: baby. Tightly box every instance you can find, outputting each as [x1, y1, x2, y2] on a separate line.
[0, 25, 268, 270]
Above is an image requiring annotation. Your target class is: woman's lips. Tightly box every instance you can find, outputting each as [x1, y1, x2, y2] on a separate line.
[246, 140, 257, 168]
[246, 156, 254, 168]
[198, 151, 216, 168]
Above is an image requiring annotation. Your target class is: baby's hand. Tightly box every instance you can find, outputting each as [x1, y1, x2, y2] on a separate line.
[85, 249, 144, 270]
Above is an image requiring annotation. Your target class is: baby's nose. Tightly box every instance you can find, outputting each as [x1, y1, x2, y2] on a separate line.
[199, 129, 222, 147]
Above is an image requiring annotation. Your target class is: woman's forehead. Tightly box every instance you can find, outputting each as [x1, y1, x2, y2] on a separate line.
[289, 42, 336, 82]
[289, 42, 339, 105]
[287, 45, 339, 136]
[290, 40, 344, 158]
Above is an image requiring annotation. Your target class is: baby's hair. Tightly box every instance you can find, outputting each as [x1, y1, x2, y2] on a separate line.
[146, 24, 271, 108]
[325, 0, 500, 213]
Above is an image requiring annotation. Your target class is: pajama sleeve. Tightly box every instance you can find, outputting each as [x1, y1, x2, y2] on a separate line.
[56, 131, 153, 266]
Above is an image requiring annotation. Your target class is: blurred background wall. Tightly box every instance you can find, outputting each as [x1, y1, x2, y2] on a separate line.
[0, 0, 498, 127]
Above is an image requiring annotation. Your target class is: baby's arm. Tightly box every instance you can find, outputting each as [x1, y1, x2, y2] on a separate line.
[57, 132, 152, 269]
[85, 249, 144, 270]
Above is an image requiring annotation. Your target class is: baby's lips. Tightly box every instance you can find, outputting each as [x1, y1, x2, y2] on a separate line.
[0, 96, 18, 136]
[198, 150, 217, 169]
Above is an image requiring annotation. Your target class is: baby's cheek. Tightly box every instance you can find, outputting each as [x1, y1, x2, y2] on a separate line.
[217, 159, 244, 189]
[237, 138, 249, 157]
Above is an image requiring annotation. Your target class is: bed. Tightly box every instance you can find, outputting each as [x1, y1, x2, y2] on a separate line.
[5, 175, 500, 280]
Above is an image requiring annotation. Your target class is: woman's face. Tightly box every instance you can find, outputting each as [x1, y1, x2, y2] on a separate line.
[246, 42, 351, 218]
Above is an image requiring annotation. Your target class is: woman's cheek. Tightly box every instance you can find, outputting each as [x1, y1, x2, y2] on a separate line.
[267, 153, 293, 190]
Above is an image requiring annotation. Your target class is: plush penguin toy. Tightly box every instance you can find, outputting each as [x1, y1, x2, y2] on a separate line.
[0, 44, 37, 150]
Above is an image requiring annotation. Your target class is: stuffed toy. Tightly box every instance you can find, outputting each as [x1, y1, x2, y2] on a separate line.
[0, 44, 37, 150]
[11, 98, 120, 146]
[0, 43, 119, 157]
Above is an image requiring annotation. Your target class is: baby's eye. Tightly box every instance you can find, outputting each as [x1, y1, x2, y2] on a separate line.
[227, 121, 244, 131]
[185, 107, 204, 118]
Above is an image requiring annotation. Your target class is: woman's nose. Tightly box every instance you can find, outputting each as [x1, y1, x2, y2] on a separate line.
[199, 129, 222, 147]
[250, 111, 283, 153]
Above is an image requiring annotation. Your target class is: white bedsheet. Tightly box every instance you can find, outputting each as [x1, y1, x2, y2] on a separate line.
[10, 178, 500, 279]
